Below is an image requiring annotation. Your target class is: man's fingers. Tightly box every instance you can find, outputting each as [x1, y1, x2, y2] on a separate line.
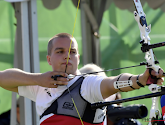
[54, 76, 69, 82]
[151, 70, 158, 77]
[158, 69, 165, 77]
[150, 69, 164, 78]
[51, 80, 68, 86]
[52, 84, 58, 88]
[157, 78, 164, 85]
[145, 68, 164, 85]
[51, 72, 68, 78]
[50, 72, 69, 87]
[48, 81, 68, 88]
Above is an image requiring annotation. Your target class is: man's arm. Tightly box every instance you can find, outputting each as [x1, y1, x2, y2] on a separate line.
[0, 68, 69, 93]
[100, 69, 164, 99]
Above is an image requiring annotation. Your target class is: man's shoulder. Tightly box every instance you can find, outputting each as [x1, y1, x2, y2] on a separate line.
[82, 75, 105, 85]
[83, 75, 106, 79]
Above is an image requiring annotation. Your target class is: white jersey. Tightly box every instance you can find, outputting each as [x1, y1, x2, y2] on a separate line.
[18, 75, 115, 124]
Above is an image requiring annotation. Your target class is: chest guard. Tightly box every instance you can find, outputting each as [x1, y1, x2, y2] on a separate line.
[40, 76, 106, 124]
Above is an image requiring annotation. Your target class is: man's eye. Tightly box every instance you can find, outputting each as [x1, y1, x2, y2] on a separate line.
[57, 51, 63, 53]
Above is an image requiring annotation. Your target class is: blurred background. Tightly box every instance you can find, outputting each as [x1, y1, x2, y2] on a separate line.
[0, 0, 165, 124]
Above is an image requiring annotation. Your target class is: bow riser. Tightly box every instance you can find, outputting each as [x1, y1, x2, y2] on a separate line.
[134, 11, 160, 72]
[133, 0, 162, 124]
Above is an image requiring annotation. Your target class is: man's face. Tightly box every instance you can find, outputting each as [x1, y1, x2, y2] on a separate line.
[47, 37, 80, 75]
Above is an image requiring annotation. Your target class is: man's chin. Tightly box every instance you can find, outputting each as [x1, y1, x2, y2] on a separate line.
[65, 69, 75, 74]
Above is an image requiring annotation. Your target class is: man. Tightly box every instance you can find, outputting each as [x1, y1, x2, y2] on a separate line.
[0, 33, 164, 125]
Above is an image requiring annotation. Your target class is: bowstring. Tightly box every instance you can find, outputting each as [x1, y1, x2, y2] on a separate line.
[64, 0, 84, 125]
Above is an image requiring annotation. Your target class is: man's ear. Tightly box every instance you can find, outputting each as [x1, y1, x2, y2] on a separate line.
[46, 55, 52, 65]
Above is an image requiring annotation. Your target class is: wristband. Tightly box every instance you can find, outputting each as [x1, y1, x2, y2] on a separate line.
[128, 75, 135, 89]
[117, 74, 123, 92]
[136, 75, 144, 87]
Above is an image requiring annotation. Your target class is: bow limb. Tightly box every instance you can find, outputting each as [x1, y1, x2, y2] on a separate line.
[133, 0, 162, 124]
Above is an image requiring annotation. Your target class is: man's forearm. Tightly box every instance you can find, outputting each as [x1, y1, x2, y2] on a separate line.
[0, 68, 41, 89]
[0, 68, 69, 92]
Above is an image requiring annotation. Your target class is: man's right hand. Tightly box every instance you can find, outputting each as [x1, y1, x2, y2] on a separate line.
[36, 71, 69, 88]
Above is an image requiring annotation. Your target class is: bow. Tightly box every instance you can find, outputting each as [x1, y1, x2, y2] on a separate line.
[133, 0, 163, 124]
[82, 1, 165, 125]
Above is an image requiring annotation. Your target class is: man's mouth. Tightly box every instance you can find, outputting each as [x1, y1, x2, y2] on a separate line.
[62, 62, 71, 65]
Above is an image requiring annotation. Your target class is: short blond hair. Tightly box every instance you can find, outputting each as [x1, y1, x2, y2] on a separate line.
[47, 33, 78, 55]
[79, 63, 106, 77]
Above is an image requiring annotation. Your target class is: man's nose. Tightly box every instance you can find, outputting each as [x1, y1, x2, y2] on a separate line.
[64, 52, 70, 60]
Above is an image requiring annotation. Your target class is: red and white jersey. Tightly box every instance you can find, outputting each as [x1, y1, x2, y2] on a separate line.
[18, 74, 115, 124]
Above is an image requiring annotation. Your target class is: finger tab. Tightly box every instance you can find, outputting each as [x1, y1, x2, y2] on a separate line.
[51, 75, 64, 80]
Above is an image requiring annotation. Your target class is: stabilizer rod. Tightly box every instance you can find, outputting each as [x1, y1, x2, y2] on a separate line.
[91, 86, 165, 110]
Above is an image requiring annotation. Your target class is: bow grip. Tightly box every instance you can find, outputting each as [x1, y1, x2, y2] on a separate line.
[146, 68, 165, 85]
[146, 76, 158, 85]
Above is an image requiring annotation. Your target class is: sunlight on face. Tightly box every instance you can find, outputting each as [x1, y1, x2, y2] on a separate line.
[47, 37, 80, 74]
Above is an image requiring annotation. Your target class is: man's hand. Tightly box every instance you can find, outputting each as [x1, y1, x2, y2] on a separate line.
[142, 68, 164, 86]
[36, 71, 69, 88]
